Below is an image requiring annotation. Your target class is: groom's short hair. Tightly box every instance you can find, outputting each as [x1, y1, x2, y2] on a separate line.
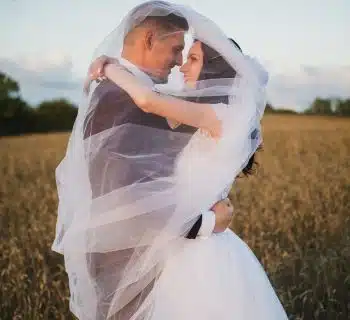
[142, 13, 189, 33]
[126, 1, 189, 36]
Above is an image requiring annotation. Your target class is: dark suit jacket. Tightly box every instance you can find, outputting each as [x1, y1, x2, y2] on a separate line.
[84, 79, 202, 237]
[83, 79, 202, 319]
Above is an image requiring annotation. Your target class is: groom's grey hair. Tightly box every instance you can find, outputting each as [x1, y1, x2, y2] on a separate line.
[124, 1, 189, 43]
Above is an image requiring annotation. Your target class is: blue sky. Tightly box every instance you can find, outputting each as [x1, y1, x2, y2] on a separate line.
[1, 0, 349, 111]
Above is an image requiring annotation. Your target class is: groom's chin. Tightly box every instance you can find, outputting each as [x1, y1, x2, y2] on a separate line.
[158, 77, 169, 84]
[157, 69, 173, 84]
[154, 73, 169, 84]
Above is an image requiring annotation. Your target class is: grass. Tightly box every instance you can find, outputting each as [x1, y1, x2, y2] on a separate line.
[1, 115, 349, 319]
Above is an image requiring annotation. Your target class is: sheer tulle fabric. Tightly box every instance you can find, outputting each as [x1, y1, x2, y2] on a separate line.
[52, 1, 268, 319]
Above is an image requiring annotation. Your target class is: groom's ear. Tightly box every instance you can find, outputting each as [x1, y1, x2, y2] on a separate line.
[144, 30, 155, 51]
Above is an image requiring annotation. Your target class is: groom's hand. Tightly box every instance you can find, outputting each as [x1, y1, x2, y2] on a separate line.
[211, 198, 234, 233]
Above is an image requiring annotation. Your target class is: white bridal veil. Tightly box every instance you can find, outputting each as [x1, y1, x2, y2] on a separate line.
[52, 1, 268, 319]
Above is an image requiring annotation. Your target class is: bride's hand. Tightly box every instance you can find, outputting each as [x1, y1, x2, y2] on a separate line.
[84, 55, 119, 93]
[202, 110, 222, 141]
[209, 119, 222, 141]
[89, 55, 119, 80]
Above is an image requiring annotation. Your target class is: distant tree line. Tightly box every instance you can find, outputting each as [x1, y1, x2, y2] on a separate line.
[303, 98, 350, 116]
[1, 71, 349, 136]
[266, 98, 350, 116]
[1, 72, 78, 136]
[265, 103, 298, 115]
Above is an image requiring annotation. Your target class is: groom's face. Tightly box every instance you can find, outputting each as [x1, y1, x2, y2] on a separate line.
[144, 30, 185, 82]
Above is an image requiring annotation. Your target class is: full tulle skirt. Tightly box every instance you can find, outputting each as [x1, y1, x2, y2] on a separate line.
[151, 229, 288, 320]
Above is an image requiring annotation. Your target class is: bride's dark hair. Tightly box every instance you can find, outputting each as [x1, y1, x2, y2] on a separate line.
[195, 38, 259, 176]
[197, 38, 240, 86]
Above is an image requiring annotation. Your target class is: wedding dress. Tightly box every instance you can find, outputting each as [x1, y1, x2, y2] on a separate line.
[151, 128, 288, 320]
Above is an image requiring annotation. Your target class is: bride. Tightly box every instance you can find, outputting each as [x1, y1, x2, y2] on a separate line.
[89, 38, 288, 320]
[53, 1, 288, 319]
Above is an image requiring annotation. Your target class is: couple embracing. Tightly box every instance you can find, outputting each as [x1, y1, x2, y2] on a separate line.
[52, 1, 288, 319]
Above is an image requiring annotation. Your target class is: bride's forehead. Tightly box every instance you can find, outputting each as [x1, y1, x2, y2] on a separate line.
[187, 41, 202, 55]
[181, 33, 204, 56]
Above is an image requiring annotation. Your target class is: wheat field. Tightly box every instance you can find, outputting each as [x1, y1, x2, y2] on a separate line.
[0, 115, 349, 320]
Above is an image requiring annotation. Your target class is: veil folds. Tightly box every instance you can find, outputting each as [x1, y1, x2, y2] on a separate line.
[52, 1, 268, 319]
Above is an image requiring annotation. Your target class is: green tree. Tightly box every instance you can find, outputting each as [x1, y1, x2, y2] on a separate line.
[34, 98, 78, 132]
[0, 72, 34, 135]
[265, 103, 275, 113]
[0, 72, 78, 135]
[335, 99, 350, 116]
[306, 98, 333, 115]
[0, 71, 20, 100]
[265, 103, 297, 115]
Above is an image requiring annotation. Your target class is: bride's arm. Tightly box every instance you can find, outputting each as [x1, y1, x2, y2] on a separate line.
[104, 64, 222, 139]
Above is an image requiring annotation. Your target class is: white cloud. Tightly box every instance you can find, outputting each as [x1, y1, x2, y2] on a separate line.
[267, 65, 350, 111]
[0, 55, 83, 106]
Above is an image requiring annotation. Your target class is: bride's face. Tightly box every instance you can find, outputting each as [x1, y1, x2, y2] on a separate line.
[179, 41, 203, 88]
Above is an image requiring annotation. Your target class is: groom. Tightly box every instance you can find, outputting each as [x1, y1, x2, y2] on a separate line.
[84, 1, 233, 318]
[85, 2, 233, 240]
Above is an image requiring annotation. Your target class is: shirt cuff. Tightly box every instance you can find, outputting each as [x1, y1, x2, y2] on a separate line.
[197, 210, 215, 237]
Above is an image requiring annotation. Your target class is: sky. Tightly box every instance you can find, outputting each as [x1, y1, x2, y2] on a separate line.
[0, 0, 349, 111]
